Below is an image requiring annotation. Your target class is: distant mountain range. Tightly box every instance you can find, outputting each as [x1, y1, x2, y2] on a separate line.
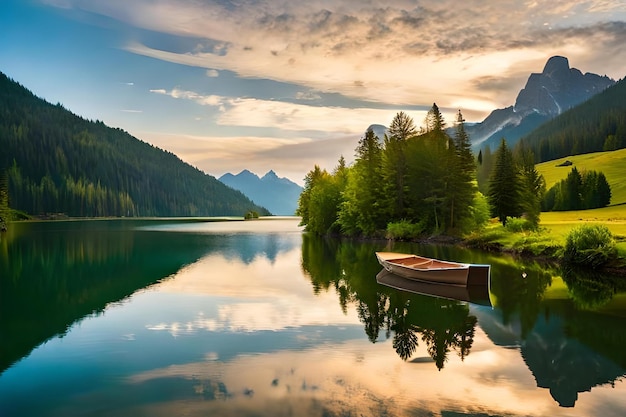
[465, 56, 615, 150]
[219, 170, 303, 215]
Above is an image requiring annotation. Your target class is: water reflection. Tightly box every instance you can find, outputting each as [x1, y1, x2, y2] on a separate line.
[0, 219, 302, 373]
[376, 269, 492, 306]
[1, 220, 626, 415]
[561, 266, 626, 310]
[300, 234, 626, 406]
[300, 234, 480, 369]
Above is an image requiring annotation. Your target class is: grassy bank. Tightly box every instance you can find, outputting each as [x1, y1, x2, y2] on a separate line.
[467, 204, 626, 264]
[466, 149, 626, 264]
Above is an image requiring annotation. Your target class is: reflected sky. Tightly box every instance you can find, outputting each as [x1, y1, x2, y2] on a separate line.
[1, 219, 626, 416]
[142, 249, 360, 334]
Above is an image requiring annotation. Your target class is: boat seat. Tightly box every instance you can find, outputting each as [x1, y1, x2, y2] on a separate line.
[407, 260, 433, 268]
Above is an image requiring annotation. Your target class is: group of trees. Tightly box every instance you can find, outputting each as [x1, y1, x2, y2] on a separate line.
[298, 105, 498, 237]
[542, 167, 611, 211]
[486, 140, 547, 226]
[298, 100, 615, 238]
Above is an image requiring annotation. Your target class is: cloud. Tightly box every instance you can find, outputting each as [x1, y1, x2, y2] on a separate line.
[205, 69, 219, 77]
[49, 0, 626, 115]
[139, 131, 360, 184]
[149, 87, 426, 134]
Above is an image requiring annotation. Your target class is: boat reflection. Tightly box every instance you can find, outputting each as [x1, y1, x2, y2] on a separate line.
[376, 269, 493, 307]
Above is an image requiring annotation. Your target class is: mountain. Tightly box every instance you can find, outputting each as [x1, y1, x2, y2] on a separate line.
[519, 76, 626, 162]
[466, 56, 615, 151]
[0, 72, 269, 217]
[219, 170, 303, 215]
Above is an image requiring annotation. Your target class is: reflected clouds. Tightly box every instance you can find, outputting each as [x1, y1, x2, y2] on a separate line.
[121, 333, 614, 417]
[144, 250, 360, 336]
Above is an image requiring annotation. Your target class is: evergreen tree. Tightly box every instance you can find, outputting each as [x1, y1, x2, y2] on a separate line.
[296, 165, 324, 226]
[339, 128, 385, 235]
[382, 112, 416, 219]
[425, 103, 446, 133]
[406, 129, 450, 231]
[0, 72, 268, 217]
[476, 146, 493, 194]
[298, 159, 348, 235]
[388, 111, 417, 141]
[449, 110, 477, 230]
[595, 172, 612, 208]
[562, 167, 583, 210]
[515, 144, 545, 228]
[487, 139, 521, 226]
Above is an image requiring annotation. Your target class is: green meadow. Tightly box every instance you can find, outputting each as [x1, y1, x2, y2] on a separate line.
[537, 149, 626, 249]
[536, 148, 626, 205]
[476, 149, 626, 259]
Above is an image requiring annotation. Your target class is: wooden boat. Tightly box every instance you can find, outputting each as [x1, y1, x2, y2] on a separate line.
[376, 269, 492, 306]
[375, 251, 490, 286]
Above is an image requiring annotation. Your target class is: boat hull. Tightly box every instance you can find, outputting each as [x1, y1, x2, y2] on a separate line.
[375, 252, 490, 286]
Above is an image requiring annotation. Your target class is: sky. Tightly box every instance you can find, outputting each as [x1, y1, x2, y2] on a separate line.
[1, 0, 625, 184]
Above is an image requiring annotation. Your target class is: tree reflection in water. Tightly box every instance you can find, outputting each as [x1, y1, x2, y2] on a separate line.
[300, 234, 479, 369]
[300, 234, 626, 407]
[561, 265, 626, 310]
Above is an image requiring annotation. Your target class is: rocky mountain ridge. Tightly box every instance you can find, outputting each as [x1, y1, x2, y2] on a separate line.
[466, 56, 615, 150]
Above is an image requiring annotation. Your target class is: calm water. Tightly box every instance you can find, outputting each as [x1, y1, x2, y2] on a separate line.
[1, 218, 625, 417]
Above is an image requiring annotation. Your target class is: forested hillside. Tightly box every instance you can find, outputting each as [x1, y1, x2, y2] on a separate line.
[0, 72, 269, 218]
[517, 77, 626, 162]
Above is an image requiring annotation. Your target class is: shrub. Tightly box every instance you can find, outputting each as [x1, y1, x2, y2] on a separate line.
[386, 220, 426, 240]
[562, 224, 617, 268]
[504, 217, 536, 232]
[244, 210, 259, 219]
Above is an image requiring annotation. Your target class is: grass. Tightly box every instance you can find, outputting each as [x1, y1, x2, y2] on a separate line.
[472, 149, 626, 260]
[541, 207, 626, 257]
[536, 148, 626, 205]
[470, 205, 626, 260]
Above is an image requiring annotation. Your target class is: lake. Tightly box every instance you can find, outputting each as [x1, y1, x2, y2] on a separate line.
[1, 217, 625, 416]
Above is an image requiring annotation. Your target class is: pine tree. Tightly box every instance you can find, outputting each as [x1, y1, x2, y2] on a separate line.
[449, 110, 477, 229]
[382, 112, 416, 219]
[296, 165, 324, 226]
[515, 144, 545, 228]
[595, 172, 612, 208]
[487, 139, 521, 226]
[476, 146, 493, 193]
[339, 128, 386, 235]
[425, 103, 446, 133]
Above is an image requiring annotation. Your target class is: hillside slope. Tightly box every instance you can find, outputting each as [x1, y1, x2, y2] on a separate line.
[520, 77, 626, 163]
[0, 72, 269, 217]
[536, 149, 626, 206]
